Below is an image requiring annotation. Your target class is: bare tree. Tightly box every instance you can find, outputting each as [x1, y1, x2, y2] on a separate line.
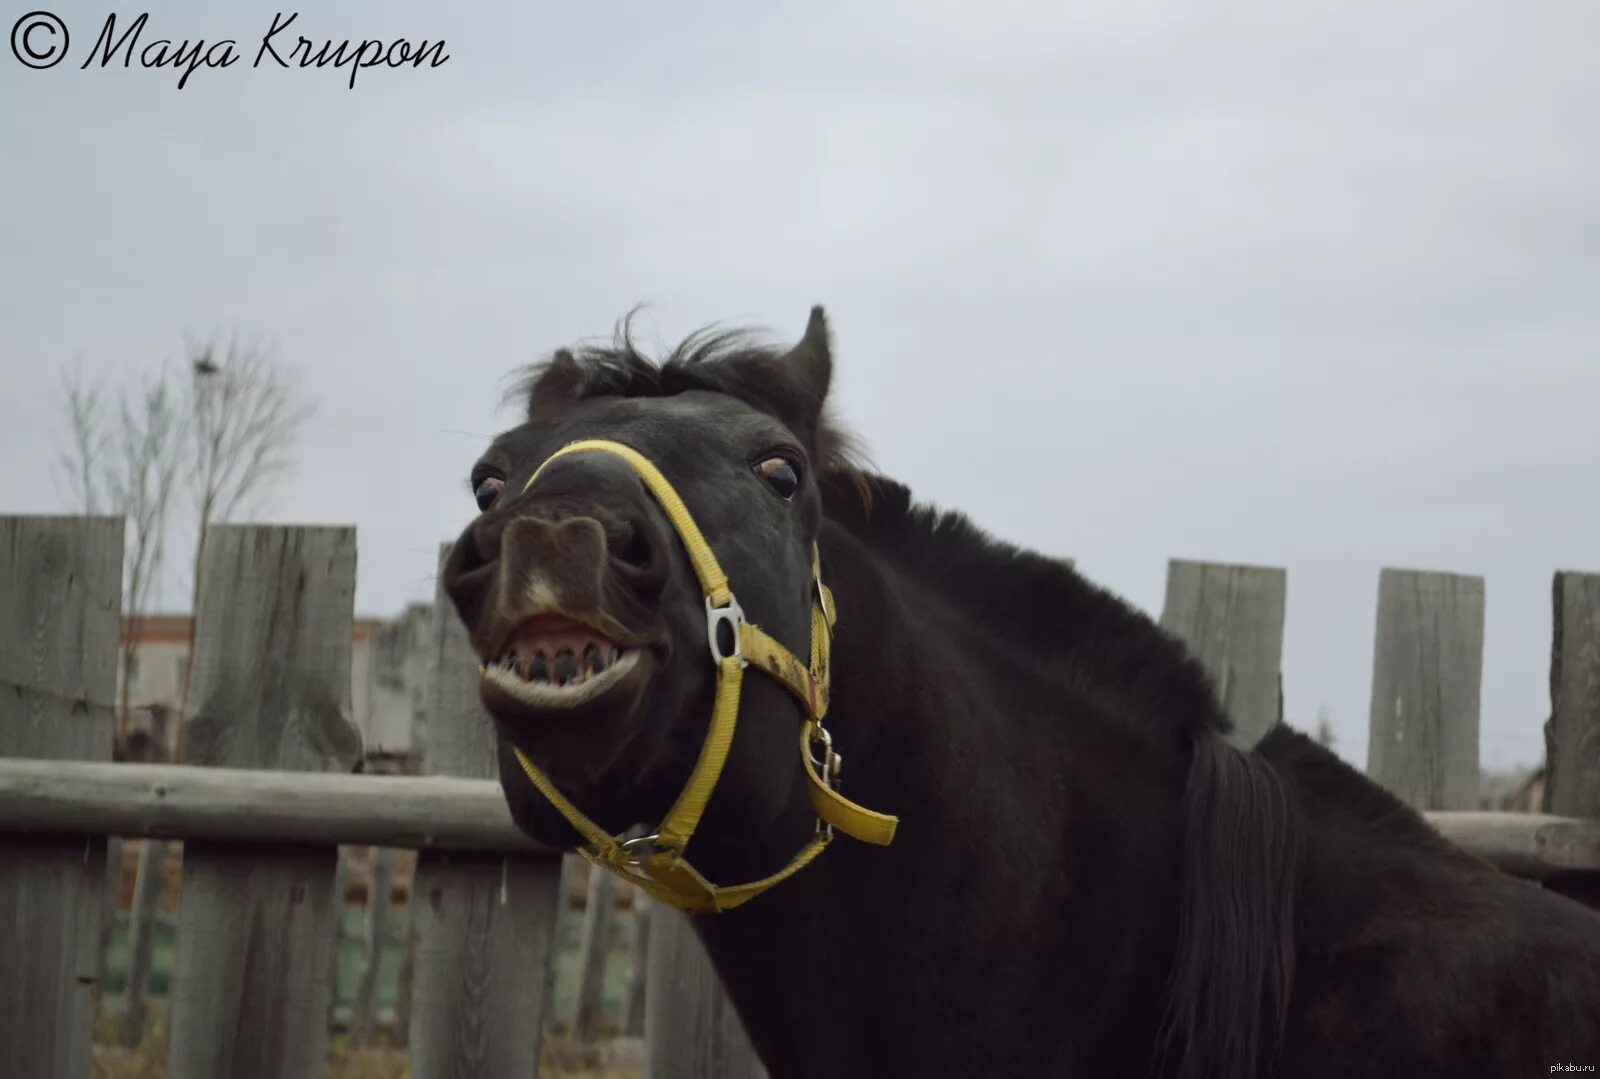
[54, 364, 187, 736]
[52, 364, 109, 516]
[176, 331, 315, 717]
[51, 335, 314, 734]
[108, 367, 187, 735]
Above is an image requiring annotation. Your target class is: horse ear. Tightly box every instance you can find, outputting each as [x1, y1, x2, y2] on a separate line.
[771, 305, 833, 447]
[788, 306, 833, 403]
[522, 349, 587, 418]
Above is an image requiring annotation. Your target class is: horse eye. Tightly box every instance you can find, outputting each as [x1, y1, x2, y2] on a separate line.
[755, 456, 801, 500]
[473, 475, 504, 511]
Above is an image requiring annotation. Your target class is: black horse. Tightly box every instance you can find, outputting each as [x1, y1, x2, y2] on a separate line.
[442, 307, 1600, 1078]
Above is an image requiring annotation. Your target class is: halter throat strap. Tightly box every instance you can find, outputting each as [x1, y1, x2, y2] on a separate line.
[503, 438, 897, 913]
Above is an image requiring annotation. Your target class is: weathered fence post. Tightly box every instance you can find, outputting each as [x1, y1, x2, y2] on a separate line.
[1365, 568, 1485, 810]
[574, 860, 620, 1040]
[166, 525, 363, 1079]
[624, 893, 652, 1037]
[410, 542, 564, 1078]
[0, 515, 122, 1079]
[1544, 571, 1600, 817]
[1541, 571, 1600, 909]
[1159, 560, 1287, 748]
[645, 911, 767, 1079]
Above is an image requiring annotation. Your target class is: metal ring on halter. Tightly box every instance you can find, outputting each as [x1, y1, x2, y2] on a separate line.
[805, 724, 841, 838]
[806, 723, 834, 771]
[618, 832, 665, 867]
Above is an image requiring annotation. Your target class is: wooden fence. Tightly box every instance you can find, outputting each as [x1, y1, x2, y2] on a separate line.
[1, 517, 1597, 1078]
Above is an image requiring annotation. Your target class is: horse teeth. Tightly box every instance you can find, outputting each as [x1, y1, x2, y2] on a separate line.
[554, 649, 576, 684]
[491, 642, 632, 689]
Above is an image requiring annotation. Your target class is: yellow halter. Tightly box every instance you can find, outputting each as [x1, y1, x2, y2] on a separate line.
[495, 439, 898, 913]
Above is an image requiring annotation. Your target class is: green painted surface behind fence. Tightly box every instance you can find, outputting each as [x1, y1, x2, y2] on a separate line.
[100, 901, 641, 1030]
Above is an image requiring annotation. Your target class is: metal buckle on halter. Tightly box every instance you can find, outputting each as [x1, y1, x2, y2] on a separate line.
[705, 593, 749, 667]
[806, 723, 844, 840]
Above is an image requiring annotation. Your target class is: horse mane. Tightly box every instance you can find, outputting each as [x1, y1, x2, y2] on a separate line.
[513, 319, 1306, 1079]
[1153, 731, 1304, 1079]
[817, 469, 1232, 750]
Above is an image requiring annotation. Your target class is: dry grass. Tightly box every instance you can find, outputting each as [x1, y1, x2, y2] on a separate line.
[91, 1015, 641, 1079]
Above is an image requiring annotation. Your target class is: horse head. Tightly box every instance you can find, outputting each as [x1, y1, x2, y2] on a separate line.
[440, 307, 886, 909]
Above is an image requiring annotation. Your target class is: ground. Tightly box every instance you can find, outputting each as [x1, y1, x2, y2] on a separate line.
[91, 1011, 642, 1079]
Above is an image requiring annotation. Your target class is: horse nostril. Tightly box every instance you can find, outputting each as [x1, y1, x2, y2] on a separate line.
[615, 526, 652, 570]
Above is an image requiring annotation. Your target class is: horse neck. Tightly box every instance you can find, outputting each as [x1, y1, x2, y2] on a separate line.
[685, 527, 1192, 1076]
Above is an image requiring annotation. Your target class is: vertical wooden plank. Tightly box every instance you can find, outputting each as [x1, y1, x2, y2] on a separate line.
[410, 542, 563, 1079]
[362, 602, 433, 757]
[574, 861, 619, 1040]
[1541, 570, 1600, 912]
[624, 895, 652, 1037]
[329, 844, 353, 1027]
[119, 836, 167, 1045]
[1159, 560, 1287, 748]
[0, 515, 122, 1079]
[1365, 568, 1484, 810]
[351, 846, 397, 1047]
[167, 525, 363, 1079]
[96, 833, 124, 1014]
[1544, 571, 1600, 819]
[393, 910, 416, 1047]
[644, 912, 766, 1079]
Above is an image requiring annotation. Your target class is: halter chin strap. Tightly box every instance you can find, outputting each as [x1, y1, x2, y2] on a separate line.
[500, 438, 898, 913]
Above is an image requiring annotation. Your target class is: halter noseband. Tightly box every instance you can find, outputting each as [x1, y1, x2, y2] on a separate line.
[498, 438, 898, 913]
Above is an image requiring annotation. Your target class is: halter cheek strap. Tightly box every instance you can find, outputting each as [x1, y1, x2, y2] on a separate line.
[495, 438, 898, 914]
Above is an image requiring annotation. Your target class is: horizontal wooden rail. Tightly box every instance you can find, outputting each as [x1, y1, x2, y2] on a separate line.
[0, 758, 553, 853]
[1424, 812, 1600, 879]
[1, 759, 1598, 879]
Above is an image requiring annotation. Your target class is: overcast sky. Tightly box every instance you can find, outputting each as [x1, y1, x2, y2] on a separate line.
[3, 1, 1595, 773]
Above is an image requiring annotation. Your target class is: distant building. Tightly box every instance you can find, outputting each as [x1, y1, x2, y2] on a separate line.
[1479, 765, 1546, 813]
